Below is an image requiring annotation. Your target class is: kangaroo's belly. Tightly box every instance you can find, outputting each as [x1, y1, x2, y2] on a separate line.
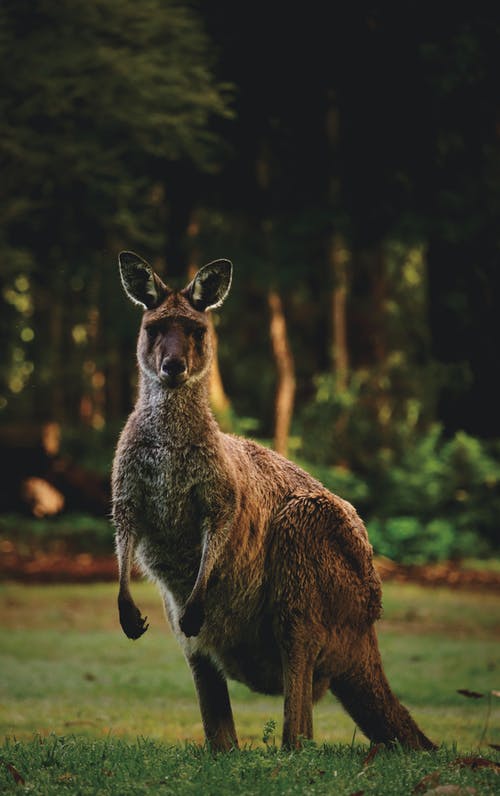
[201, 607, 284, 696]
[217, 644, 283, 695]
[158, 557, 282, 694]
[192, 609, 331, 699]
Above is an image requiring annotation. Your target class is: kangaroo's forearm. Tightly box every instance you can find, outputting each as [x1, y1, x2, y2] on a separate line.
[115, 527, 136, 600]
[114, 519, 149, 639]
[179, 515, 233, 637]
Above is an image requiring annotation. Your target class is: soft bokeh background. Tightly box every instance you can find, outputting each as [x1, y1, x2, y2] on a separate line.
[1, 3, 499, 566]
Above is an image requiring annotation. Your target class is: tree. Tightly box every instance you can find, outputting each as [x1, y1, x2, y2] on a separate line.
[0, 0, 233, 427]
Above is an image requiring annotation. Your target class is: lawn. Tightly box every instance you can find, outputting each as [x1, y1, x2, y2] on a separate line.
[0, 579, 499, 793]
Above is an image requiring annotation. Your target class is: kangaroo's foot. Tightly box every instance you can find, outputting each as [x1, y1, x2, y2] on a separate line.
[179, 596, 205, 637]
[118, 597, 149, 639]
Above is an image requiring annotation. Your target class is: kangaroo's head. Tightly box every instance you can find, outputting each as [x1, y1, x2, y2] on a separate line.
[118, 251, 232, 390]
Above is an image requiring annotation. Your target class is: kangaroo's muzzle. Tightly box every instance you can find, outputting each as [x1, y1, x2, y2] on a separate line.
[160, 356, 188, 387]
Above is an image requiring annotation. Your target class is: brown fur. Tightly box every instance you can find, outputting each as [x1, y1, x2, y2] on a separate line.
[112, 252, 435, 751]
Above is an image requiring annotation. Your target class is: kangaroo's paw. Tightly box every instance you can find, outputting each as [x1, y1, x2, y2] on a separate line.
[179, 598, 205, 637]
[118, 598, 149, 640]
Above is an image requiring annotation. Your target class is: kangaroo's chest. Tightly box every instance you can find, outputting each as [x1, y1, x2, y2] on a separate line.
[134, 443, 204, 529]
[122, 441, 212, 592]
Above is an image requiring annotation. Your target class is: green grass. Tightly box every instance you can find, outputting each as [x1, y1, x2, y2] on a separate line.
[0, 580, 499, 793]
[1, 736, 500, 795]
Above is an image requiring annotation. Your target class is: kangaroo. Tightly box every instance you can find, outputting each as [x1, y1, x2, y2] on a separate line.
[112, 250, 435, 752]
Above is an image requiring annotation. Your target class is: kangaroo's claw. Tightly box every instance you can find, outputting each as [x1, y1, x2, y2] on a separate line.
[119, 598, 149, 639]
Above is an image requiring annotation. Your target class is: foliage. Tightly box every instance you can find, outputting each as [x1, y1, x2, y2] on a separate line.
[367, 517, 476, 566]
[0, 0, 232, 211]
[375, 428, 500, 546]
[298, 373, 500, 559]
[298, 369, 433, 477]
[0, 513, 113, 555]
[0, 0, 232, 423]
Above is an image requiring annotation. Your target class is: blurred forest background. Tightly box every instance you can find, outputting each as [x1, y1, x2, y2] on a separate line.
[1, 1, 499, 567]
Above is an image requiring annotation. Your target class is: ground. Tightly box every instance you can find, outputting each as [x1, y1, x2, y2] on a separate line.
[1, 561, 499, 794]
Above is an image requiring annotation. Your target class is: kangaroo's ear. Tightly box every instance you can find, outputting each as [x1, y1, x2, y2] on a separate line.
[118, 251, 167, 309]
[185, 259, 233, 311]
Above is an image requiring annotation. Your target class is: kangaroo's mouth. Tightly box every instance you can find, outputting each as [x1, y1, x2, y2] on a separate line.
[159, 371, 189, 388]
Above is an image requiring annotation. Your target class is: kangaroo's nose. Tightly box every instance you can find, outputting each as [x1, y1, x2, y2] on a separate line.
[161, 357, 187, 377]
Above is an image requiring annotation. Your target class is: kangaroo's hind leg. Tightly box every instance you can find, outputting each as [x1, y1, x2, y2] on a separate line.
[188, 652, 239, 752]
[280, 638, 316, 748]
[330, 627, 436, 750]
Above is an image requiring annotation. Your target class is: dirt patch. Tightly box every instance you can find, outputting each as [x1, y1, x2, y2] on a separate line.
[0, 543, 118, 582]
[375, 556, 500, 593]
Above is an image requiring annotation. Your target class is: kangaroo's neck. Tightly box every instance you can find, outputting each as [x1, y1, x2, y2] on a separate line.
[137, 372, 219, 446]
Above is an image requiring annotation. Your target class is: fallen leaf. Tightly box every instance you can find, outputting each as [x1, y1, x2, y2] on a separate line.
[363, 743, 383, 766]
[57, 773, 73, 783]
[269, 764, 282, 779]
[488, 744, 500, 751]
[413, 770, 441, 793]
[456, 689, 484, 699]
[2, 762, 25, 785]
[348, 791, 364, 796]
[491, 690, 500, 698]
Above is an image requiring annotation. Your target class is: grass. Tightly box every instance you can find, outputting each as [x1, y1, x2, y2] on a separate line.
[2, 736, 500, 795]
[0, 580, 499, 793]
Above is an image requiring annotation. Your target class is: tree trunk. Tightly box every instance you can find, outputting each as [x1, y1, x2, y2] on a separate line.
[256, 137, 296, 454]
[370, 243, 387, 365]
[186, 210, 232, 420]
[329, 232, 350, 390]
[209, 320, 231, 417]
[268, 289, 296, 457]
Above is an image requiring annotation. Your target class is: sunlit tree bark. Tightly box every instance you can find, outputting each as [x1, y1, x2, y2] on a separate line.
[268, 289, 295, 457]
[186, 211, 231, 419]
[256, 139, 296, 454]
[329, 232, 350, 390]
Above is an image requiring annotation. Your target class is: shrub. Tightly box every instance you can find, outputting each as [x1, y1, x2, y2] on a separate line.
[367, 516, 489, 564]
[378, 427, 500, 550]
[297, 371, 500, 559]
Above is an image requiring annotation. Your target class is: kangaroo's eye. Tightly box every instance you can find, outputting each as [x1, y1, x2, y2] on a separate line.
[193, 327, 206, 343]
[145, 325, 157, 342]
